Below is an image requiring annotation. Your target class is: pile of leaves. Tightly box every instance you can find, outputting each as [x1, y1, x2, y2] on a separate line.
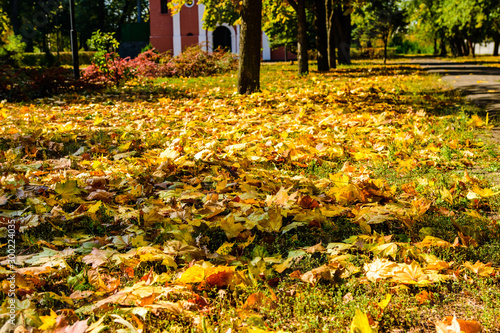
[0, 63, 499, 332]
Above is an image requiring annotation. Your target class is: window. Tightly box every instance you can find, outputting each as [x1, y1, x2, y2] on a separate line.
[185, 0, 194, 7]
[160, 0, 169, 14]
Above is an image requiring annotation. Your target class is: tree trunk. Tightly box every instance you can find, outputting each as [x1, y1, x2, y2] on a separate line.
[439, 34, 447, 56]
[289, 0, 309, 74]
[461, 39, 468, 56]
[326, 0, 336, 69]
[314, 0, 328, 71]
[10, 0, 20, 35]
[452, 38, 462, 57]
[383, 37, 387, 64]
[334, 3, 351, 65]
[296, 0, 308, 74]
[433, 37, 438, 56]
[467, 39, 475, 58]
[237, 0, 262, 94]
[494, 39, 500, 56]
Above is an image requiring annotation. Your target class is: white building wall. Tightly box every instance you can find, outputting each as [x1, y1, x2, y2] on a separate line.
[475, 42, 495, 55]
[172, 12, 182, 56]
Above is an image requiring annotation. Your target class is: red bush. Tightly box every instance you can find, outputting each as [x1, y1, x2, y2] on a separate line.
[82, 46, 238, 85]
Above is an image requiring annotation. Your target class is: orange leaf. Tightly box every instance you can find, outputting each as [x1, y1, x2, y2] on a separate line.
[439, 316, 482, 333]
[415, 290, 433, 305]
[205, 266, 236, 287]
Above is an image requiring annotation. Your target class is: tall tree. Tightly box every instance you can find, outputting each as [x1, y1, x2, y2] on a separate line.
[262, 0, 296, 57]
[333, 0, 352, 64]
[440, 0, 489, 57]
[325, 0, 336, 68]
[406, 0, 447, 56]
[313, 0, 329, 71]
[287, 0, 308, 74]
[354, 0, 406, 64]
[485, 0, 500, 56]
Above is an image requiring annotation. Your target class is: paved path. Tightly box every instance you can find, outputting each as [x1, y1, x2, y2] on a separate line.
[416, 59, 500, 117]
[414, 59, 500, 188]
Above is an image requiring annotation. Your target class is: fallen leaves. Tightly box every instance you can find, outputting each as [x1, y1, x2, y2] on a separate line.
[0, 64, 497, 332]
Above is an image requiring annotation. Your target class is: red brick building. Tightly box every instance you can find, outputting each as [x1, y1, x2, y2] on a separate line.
[149, 0, 295, 61]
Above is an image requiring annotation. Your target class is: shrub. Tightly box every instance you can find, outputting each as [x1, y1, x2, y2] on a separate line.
[5, 44, 239, 101]
[163, 45, 238, 77]
[0, 34, 26, 66]
[20, 52, 96, 67]
[350, 47, 397, 59]
[127, 49, 171, 77]
[0, 66, 84, 101]
[81, 53, 132, 86]
[82, 45, 238, 86]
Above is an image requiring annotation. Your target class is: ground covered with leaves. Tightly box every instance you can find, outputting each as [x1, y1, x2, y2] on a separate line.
[1, 62, 500, 333]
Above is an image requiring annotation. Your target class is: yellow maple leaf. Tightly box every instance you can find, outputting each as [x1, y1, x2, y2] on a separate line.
[364, 258, 397, 282]
[216, 241, 234, 255]
[177, 265, 205, 284]
[467, 115, 484, 127]
[220, 214, 245, 239]
[469, 185, 500, 198]
[440, 188, 454, 205]
[377, 294, 392, 311]
[350, 309, 378, 333]
[463, 261, 495, 277]
[416, 236, 451, 248]
[205, 266, 236, 287]
[39, 309, 58, 330]
[392, 261, 431, 286]
[93, 116, 104, 125]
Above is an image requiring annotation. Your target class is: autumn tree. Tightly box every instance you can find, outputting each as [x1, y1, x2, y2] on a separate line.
[286, 0, 308, 74]
[263, 0, 324, 71]
[313, 0, 329, 71]
[406, 0, 447, 56]
[354, 0, 406, 64]
[407, 0, 497, 57]
[332, 0, 353, 65]
[485, 0, 500, 56]
[262, 1, 296, 59]
[440, 0, 489, 57]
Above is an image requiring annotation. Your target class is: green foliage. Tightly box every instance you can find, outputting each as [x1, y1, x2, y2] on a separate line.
[0, 33, 26, 65]
[263, 1, 297, 51]
[86, 30, 127, 86]
[389, 36, 433, 54]
[87, 30, 120, 53]
[353, 0, 407, 54]
[405, 0, 500, 55]
[20, 52, 95, 67]
[169, 0, 240, 29]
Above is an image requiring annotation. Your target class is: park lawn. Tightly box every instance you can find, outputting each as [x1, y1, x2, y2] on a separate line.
[0, 62, 500, 332]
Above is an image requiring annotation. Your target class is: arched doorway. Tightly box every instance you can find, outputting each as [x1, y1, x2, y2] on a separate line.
[213, 26, 232, 52]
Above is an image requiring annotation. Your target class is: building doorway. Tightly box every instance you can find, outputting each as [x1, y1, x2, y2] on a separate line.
[213, 26, 232, 52]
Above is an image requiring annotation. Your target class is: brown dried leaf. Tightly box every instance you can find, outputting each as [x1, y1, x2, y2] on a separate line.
[86, 189, 115, 202]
